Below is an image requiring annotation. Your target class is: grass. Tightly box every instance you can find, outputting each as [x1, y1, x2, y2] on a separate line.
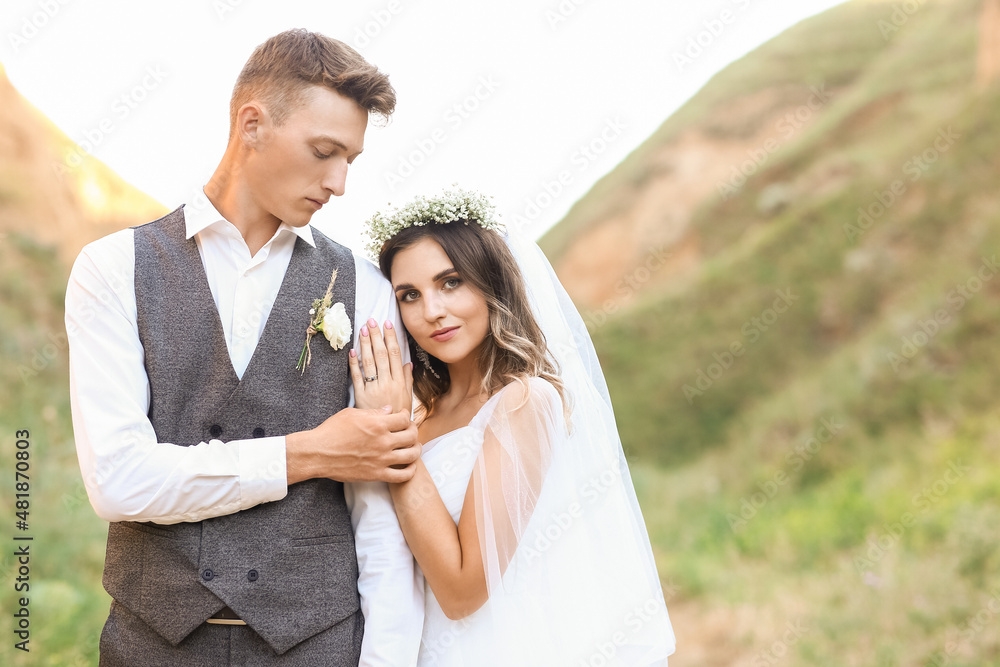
[631, 411, 1000, 663]
[0, 234, 109, 666]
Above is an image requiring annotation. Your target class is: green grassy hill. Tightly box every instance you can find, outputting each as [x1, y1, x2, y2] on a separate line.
[540, 0, 1000, 663]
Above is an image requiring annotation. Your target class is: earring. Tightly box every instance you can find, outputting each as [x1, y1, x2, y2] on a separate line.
[415, 343, 442, 379]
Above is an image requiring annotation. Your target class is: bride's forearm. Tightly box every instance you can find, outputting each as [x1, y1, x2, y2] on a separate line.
[390, 460, 487, 619]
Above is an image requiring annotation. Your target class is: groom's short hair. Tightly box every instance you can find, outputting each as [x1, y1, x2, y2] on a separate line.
[229, 29, 396, 137]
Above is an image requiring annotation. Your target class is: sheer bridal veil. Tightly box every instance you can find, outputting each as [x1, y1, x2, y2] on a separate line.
[451, 230, 676, 666]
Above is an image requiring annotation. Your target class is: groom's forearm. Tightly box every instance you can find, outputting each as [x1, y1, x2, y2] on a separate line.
[285, 429, 322, 485]
[285, 408, 421, 485]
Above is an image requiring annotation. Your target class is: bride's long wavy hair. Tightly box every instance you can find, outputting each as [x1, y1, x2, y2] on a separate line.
[378, 221, 567, 420]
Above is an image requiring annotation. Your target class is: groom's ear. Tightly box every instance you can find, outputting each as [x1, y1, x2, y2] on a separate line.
[235, 102, 265, 147]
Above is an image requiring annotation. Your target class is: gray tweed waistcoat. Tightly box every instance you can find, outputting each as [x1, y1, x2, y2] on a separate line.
[101, 206, 360, 656]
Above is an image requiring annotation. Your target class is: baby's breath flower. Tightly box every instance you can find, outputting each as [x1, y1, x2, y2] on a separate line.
[363, 186, 505, 258]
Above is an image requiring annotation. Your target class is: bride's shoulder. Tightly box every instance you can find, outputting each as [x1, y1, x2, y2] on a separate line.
[492, 376, 561, 412]
[480, 377, 565, 439]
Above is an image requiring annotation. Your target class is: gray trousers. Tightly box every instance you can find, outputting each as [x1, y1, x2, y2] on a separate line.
[99, 600, 364, 666]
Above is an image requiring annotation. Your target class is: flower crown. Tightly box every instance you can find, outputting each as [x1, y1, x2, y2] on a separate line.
[363, 186, 505, 258]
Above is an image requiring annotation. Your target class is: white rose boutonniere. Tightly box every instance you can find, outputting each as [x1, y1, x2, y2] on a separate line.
[296, 268, 352, 374]
[321, 302, 352, 350]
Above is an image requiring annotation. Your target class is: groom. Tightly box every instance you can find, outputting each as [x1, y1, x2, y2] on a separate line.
[66, 30, 423, 665]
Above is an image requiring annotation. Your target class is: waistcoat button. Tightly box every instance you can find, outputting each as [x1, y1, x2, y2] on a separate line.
[202, 569, 214, 581]
[209, 424, 222, 438]
[247, 569, 259, 582]
[252, 427, 265, 438]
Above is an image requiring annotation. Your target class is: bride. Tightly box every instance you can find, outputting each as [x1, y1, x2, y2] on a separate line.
[349, 188, 675, 665]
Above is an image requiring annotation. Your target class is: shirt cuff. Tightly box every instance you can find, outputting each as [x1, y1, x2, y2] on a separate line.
[237, 435, 289, 507]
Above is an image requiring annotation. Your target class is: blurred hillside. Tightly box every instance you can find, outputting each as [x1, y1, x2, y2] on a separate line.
[0, 63, 165, 665]
[540, 0, 1000, 663]
[0, 58, 166, 456]
[0, 63, 165, 261]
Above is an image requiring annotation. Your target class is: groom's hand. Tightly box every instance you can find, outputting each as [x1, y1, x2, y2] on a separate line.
[285, 406, 420, 484]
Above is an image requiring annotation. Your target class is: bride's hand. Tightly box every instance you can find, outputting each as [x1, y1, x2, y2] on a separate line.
[350, 318, 414, 413]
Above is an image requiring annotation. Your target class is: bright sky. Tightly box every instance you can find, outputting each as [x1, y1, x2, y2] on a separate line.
[2, 0, 844, 250]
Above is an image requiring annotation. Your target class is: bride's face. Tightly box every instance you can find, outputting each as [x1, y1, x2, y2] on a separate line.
[390, 237, 491, 367]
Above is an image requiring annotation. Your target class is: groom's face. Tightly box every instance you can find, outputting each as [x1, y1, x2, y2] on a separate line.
[244, 85, 368, 227]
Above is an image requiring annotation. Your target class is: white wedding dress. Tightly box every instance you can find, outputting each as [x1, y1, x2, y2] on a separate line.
[415, 376, 674, 666]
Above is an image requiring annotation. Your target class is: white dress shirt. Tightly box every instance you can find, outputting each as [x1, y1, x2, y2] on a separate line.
[65, 193, 423, 666]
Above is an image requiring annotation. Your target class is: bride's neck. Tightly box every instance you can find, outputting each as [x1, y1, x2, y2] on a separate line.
[443, 353, 484, 404]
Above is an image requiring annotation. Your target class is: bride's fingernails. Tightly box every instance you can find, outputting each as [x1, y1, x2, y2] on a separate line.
[350, 349, 357, 357]
[385, 320, 393, 329]
[361, 327, 369, 337]
[367, 317, 377, 328]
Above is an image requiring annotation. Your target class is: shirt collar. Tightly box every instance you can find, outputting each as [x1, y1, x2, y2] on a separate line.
[182, 189, 316, 248]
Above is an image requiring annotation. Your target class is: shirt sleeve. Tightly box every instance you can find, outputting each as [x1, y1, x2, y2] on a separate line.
[66, 230, 289, 525]
[345, 253, 424, 666]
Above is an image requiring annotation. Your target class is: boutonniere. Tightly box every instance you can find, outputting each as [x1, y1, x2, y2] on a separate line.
[296, 268, 352, 374]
